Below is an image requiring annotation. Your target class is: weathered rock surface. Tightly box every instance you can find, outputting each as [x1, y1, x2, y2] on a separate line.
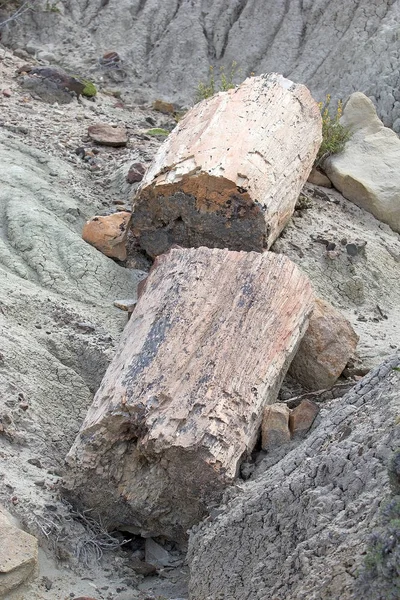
[4, 1, 400, 131]
[82, 211, 131, 260]
[289, 399, 320, 438]
[188, 356, 400, 600]
[87, 124, 128, 147]
[325, 93, 400, 233]
[126, 162, 146, 184]
[65, 247, 314, 543]
[18, 66, 87, 103]
[0, 506, 38, 598]
[261, 404, 291, 449]
[289, 297, 359, 390]
[131, 73, 321, 257]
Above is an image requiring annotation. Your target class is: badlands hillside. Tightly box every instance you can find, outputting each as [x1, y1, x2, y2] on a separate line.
[0, 2, 399, 600]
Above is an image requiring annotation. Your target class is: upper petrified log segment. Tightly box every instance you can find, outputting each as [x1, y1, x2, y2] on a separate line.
[65, 247, 314, 543]
[131, 73, 322, 257]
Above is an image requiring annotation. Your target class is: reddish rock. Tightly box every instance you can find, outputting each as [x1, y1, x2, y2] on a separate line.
[2, 89, 12, 98]
[289, 298, 359, 390]
[126, 162, 146, 184]
[261, 403, 291, 449]
[87, 124, 128, 147]
[289, 399, 320, 437]
[82, 212, 131, 260]
[152, 99, 175, 114]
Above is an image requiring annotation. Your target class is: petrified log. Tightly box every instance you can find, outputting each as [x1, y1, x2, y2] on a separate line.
[65, 247, 314, 543]
[130, 73, 322, 258]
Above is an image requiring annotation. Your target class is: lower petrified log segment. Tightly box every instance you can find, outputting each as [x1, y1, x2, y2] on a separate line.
[131, 73, 322, 257]
[65, 247, 314, 543]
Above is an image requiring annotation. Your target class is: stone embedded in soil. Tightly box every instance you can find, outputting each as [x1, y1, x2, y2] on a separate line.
[0, 507, 38, 598]
[289, 297, 359, 391]
[87, 123, 128, 147]
[19, 66, 87, 103]
[131, 73, 322, 258]
[307, 167, 332, 187]
[152, 99, 176, 114]
[261, 403, 291, 449]
[289, 399, 320, 437]
[126, 162, 146, 183]
[64, 246, 314, 543]
[82, 211, 131, 260]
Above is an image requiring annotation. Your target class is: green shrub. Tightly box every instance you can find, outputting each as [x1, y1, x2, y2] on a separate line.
[81, 80, 97, 97]
[315, 95, 352, 167]
[195, 62, 240, 102]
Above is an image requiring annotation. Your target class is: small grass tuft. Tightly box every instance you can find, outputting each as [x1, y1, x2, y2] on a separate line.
[195, 61, 240, 103]
[315, 95, 352, 167]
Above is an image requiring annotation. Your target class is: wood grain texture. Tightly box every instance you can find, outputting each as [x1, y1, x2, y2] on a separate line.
[131, 73, 322, 257]
[65, 247, 314, 542]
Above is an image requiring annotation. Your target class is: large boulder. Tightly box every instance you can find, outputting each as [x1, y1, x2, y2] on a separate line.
[64, 247, 314, 543]
[324, 93, 400, 233]
[289, 297, 359, 390]
[131, 73, 321, 257]
[188, 355, 400, 600]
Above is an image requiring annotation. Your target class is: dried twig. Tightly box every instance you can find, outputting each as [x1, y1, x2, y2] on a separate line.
[70, 508, 131, 564]
[0, 0, 36, 28]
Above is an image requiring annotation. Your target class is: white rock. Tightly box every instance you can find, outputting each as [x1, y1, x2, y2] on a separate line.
[325, 93, 400, 233]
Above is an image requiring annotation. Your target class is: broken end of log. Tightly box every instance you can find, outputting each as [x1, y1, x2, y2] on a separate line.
[132, 173, 267, 258]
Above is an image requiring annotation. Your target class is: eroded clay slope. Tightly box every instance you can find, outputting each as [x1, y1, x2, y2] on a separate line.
[188, 356, 400, 600]
[2, 0, 400, 130]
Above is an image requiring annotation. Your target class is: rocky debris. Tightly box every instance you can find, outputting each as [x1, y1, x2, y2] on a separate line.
[188, 356, 400, 600]
[88, 123, 128, 147]
[82, 211, 131, 261]
[289, 298, 359, 391]
[64, 247, 314, 543]
[261, 400, 319, 449]
[289, 399, 320, 438]
[307, 166, 332, 188]
[261, 404, 291, 449]
[325, 93, 400, 233]
[0, 506, 38, 598]
[131, 73, 321, 257]
[126, 162, 146, 184]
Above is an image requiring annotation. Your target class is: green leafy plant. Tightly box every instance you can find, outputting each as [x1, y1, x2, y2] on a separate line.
[195, 61, 240, 102]
[81, 80, 97, 97]
[315, 95, 352, 167]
